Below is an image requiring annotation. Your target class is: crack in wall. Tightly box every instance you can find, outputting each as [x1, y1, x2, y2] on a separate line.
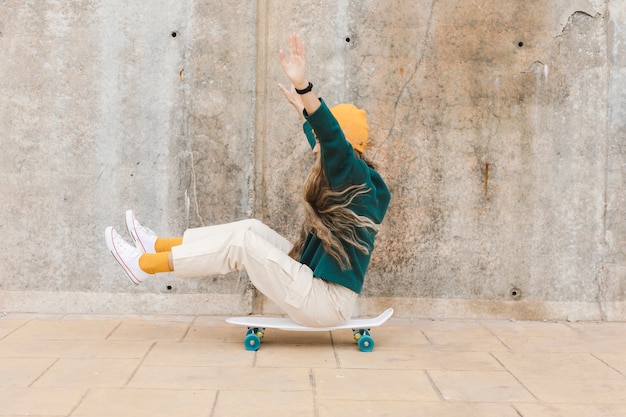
[188, 150, 205, 227]
[384, 0, 437, 143]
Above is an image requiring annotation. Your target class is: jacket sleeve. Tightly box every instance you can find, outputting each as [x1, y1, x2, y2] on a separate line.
[305, 99, 369, 187]
[302, 121, 316, 149]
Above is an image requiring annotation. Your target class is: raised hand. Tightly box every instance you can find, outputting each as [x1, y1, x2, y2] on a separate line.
[277, 82, 305, 115]
[279, 34, 308, 90]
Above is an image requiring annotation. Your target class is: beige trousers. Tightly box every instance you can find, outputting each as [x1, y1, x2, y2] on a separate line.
[171, 219, 357, 327]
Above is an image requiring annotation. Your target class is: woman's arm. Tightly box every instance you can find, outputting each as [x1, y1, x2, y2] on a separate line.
[279, 34, 320, 116]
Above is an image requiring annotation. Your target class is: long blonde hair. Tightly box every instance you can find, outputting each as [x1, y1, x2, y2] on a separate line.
[289, 152, 379, 270]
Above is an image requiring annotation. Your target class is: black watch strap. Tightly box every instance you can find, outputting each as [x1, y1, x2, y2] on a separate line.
[295, 82, 313, 95]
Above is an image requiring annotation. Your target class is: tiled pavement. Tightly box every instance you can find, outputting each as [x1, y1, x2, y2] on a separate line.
[1, 312, 625, 417]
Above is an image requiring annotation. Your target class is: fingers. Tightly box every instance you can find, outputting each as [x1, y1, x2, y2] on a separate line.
[277, 82, 289, 96]
[287, 34, 303, 58]
[289, 34, 297, 55]
[277, 82, 296, 101]
[279, 34, 307, 87]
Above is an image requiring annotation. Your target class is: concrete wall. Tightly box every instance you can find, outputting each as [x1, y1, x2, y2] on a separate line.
[1, 0, 624, 320]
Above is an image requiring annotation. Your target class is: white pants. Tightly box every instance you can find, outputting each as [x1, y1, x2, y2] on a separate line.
[171, 219, 357, 327]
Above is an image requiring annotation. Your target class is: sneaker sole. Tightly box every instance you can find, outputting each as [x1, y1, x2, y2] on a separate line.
[105, 226, 142, 285]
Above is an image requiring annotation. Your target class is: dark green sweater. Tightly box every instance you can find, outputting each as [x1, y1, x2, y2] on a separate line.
[300, 100, 391, 293]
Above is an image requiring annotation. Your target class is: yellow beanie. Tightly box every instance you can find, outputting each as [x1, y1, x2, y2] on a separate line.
[330, 104, 369, 153]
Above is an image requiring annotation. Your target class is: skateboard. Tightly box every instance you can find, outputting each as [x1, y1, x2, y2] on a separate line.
[226, 308, 393, 352]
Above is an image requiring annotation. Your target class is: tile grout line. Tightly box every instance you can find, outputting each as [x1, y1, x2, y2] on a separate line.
[28, 358, 60, 388]
[423, 369, 446, 401]
[66, 387, 91, 417]
[479, 322, 513, 351]
[421, 330, 434, 345]
[124, 341, 157, 387]
[330, 332, 341, 369]
[0, 319, 32, 341]
[180, 315, 198, 341]
[309, 368, 319, 417]
[590, 352, 625, 377]
[512, 404, 525, 417]
[104, 321, 123, 340]
[489, 352, 540, 401]
[208, 391, 220, 417]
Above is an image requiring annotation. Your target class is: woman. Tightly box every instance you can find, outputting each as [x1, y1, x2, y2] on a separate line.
[105, 34, 390, 327]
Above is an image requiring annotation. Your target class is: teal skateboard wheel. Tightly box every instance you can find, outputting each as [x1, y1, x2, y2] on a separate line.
[357, 333, 374, 352]
[244, 332, 261, 351]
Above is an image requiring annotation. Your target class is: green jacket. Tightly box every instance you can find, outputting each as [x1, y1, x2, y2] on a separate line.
[300, 99, 391, 293]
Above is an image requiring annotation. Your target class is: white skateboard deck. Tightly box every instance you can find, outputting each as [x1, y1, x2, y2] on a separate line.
[227, 308, 393, 332]
[227, 308, 393, 352]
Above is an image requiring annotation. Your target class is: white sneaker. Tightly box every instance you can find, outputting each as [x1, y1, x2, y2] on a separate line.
[105, 226, 149, 285]
[125, 210, 157, 253]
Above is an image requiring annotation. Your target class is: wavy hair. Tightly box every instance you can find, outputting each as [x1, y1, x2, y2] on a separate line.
[289, 151, 379, 270]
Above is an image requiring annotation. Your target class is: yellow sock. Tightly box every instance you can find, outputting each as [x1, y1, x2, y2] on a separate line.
[155, 237, 183, 253]
[139, 252, 173, 274]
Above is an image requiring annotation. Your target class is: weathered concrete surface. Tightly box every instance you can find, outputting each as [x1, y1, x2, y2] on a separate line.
[0, 1, 624, 320]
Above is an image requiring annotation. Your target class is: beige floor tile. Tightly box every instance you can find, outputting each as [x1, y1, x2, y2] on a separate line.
[481, 320, 579, 339]
[313, 368, 440, 401]
[493, 351, 625, 380]
[213, 390, 314, 417]
[64, 314, 195, 323]
[0, 319, 27, 339]
[522, 377, 626, 404]
[0, 357, 56, 387]
[256, 344, 338, 368]
[107, 320, 191, 341]
[72, 388, 216, 417]
[129, 366, 312, 391]
[185, 317, 247, 343]
[515, 403, 626, 417]
[336, 346, 504, 371]
[32, 358, 140, 388]
[573, 323, 626, 353]
[421, 328, 509, 352]
[318, 400, 521, 417]
[428, 370, 537, 403]
[190, 315, 233, 327]
[413, 319, 488, 332]
[144, 341, 254, 367]
[496, 334, 596, 353]
[0, 339, 153, 359]
[5, 319, 119, 341]
[567, 321, 626, 337]
[582, 332, 626, 354]
[0, 387, 87, 416]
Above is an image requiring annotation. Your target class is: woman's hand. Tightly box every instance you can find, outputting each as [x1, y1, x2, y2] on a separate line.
[277, 82, 305, 120]
[279, 34, 308, 90]
[279, 34, 321, 115]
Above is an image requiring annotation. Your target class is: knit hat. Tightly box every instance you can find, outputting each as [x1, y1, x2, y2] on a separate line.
[330, 104, 369, 153]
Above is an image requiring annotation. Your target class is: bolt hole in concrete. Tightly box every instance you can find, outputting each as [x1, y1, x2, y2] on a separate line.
[167, 285, 173, 291]
[510, 287, 522, 300]
[171, 31, 178, 38]
[517, 41, 524, 47]
[345, 37, 351, 43]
